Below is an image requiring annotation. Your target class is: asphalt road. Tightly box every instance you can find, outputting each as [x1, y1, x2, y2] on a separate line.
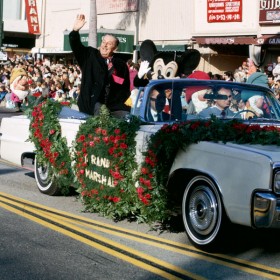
[0, 206, 155, 280]
[2, 161, 280, 279]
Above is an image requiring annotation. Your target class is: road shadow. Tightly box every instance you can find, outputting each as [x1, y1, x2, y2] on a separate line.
[24, 171, 35, 179]
[220, 225, 280, 254]
[156, 214, 280, 254]
[0, 168, 23, 175]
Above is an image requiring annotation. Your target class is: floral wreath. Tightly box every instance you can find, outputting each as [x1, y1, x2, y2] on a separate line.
[28, 99, 74, 194]
[72, 106, 141, 220]
[28, 100, 280, 224]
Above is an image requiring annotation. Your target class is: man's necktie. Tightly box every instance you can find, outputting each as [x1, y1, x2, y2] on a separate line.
[221, 110, 226, 118]
[106, 58, 113, 70]
[163, 99, 170, 114]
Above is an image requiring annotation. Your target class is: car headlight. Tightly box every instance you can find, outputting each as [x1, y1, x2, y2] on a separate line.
[274, 171, 280, 193]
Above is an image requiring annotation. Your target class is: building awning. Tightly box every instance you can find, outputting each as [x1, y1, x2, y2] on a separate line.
[31, 47, 72, 54]
[4, 48, 31, 53]
[135, 44, 186, 52]
[193, 35, 280, 46]
[63, 29, 134, 54]
[193, 36, 259, 45]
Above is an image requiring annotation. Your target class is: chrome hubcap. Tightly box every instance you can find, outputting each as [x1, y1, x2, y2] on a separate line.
[189, 186, 217, 236]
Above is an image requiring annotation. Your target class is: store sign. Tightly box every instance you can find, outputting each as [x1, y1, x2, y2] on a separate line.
[206, 37, 235, 44]
[25, 0, 41, 34]
[259, 0, 280, 24]
[64, 31, 134, 53]
[2, 43, 18, 48]
[97, 0, 138, 14]
[267, 37, 280, 44]
[195, 35, 280, 46]
[207, 0, 242, 23]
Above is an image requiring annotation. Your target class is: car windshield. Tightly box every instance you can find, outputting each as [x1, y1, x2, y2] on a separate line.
[131, 80, 280, 123]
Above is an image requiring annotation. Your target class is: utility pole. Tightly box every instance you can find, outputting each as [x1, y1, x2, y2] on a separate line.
[0, 0, 3, 48]
[88, 0, 97, 48]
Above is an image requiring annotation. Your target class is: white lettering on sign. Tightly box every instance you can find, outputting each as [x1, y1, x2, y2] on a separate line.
[269, 38, 280, 44]
[260, 0, 280, 10]
[85, 169, 115, 187]
[84, 154, 114, 187]
[84, 154, 110, 168]
[25, 0, 40, 34]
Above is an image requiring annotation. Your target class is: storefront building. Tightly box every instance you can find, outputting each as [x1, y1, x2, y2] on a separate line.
[1, 0, 193, 64]
[2, 0, 37, 57]
[2, 0, 280, 76]
[192, 0, 280, 75]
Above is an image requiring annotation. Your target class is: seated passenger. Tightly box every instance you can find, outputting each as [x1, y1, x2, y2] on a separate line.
[233, 94, 247, 119]
[245, 95, 264, 118]
[181, 89, 188, 113]
[187, 89, 208, 115]
[198, 87, 235, 118]
[149, 88, 182, 121]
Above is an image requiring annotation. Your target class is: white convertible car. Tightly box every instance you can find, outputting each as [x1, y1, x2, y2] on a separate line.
[1, 79, 280, 250]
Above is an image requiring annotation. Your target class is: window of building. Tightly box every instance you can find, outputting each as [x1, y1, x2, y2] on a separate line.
[3, 0, 25, 20]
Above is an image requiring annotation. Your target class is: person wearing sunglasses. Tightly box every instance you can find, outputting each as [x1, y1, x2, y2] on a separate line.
[198, 87, 235, 118]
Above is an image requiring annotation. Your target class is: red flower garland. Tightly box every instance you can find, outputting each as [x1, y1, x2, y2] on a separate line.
[72, 111, 140, 220]
[135, 119, 280, 222]
[29, 100, 74, 193]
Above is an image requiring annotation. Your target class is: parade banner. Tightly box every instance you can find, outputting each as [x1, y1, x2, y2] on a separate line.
[207, 0, 242, 23]
[25, 0, 41, 34]
[64, 31, 134, 53]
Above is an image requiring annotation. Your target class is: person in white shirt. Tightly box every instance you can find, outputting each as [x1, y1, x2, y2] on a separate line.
[273, 56, 280, 82]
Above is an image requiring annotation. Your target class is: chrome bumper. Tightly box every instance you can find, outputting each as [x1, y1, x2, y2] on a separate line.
[253, 192, 280, 228]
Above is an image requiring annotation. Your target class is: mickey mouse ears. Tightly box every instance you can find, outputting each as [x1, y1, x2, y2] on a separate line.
[178, 49, 201, 76]
[139, 39, 201, 76]
[139, 39, 158, 62]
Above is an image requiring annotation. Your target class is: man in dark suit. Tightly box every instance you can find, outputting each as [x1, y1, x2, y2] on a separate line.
[198, 87, 235, 118]
[69, 14, 130, 118]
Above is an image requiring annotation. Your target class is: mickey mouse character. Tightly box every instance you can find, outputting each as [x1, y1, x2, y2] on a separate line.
[134, 39, 201, 87]
[132, 39, 201, 121]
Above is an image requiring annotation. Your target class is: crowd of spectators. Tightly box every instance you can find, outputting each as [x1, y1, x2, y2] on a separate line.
[208, 60, 280, 102]
[1, 54, 280, 112]
[0, 54, 82, 108]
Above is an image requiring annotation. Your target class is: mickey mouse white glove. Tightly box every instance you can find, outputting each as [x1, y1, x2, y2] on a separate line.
[138, 60, 151, 79]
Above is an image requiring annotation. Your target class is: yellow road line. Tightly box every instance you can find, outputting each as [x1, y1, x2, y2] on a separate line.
[1, 191, 280, 279]
[46, 212, 280, 280]
[0, 196, 204, 280]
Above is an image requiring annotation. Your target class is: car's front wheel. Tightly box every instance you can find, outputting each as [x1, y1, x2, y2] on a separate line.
[34, 157, 60, 196]
[182, 175, 227, 250]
